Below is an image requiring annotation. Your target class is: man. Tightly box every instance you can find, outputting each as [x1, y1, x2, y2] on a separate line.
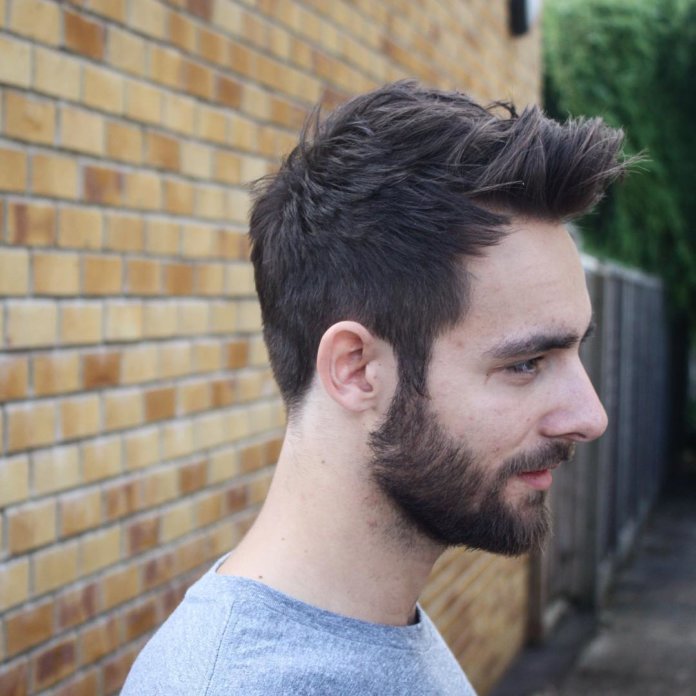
[123, 80, 626, 695]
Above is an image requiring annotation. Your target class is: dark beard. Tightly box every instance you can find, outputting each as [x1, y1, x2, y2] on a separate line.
[368, 386, 574, 555]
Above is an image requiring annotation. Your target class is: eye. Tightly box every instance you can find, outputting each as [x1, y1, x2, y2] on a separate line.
[506, 357, 543, 375]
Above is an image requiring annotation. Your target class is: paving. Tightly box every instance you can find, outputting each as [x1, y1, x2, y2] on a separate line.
[491, 491, 696, 696]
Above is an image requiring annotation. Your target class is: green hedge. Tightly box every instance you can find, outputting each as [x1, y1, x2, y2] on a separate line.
[544, 0, 696, 323]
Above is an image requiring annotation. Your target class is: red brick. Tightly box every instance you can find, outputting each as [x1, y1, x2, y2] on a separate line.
[7, 202, 55, 246]
[53, 669, 99, 696]
[83, 351, 121, 389]
[32, 637, 77, 691]
[123, 597, 157, 640]
[188, 0, 212, 21]
[64, 9, 104, 60]
[178, 459, 207, 493]
[226, 339, 249, 368]
[56, 584, 98, 630]
[164, 262, 194, 295]
[216, 74, 243, 107]
[0, 357, 29, 401]
[6, 600, 53, 655]
[142, 552, 175, 589]
[0, 660, 28, 696]
[144, 386, 176, 422]
[126, 516, 160, 554]
[79, 618, 119, 665]
[84, 166, 124, 206]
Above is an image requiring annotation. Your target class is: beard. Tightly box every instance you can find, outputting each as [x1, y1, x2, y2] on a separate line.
[368, 385, 575, 555]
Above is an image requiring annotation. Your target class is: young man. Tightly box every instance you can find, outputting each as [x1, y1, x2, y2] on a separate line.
[123, 81, 627, 694]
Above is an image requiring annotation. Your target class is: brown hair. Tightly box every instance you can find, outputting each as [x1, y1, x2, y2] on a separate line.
[249, 80, 628, 410]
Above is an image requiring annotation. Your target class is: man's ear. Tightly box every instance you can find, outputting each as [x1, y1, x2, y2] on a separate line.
[316, 321, 389, 413]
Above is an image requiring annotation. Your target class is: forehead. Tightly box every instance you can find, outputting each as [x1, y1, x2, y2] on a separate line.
[460, 219, 591, 348]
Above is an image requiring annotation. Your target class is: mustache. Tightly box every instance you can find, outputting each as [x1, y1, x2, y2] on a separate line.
[500, 441, 576, 478]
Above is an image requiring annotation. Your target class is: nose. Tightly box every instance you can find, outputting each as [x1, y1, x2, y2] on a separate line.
[540, 362, 608, 443]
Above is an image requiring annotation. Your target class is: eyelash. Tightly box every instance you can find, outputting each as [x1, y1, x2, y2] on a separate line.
[506, 357, 543, 375]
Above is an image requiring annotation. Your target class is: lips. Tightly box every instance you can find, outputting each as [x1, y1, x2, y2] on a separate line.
[516, 469, 553, 490]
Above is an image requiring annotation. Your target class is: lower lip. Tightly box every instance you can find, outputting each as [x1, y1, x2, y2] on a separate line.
[516, 469, 553, 490]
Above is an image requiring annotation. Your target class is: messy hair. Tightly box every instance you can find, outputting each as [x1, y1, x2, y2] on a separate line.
[249, 80, 628, 411]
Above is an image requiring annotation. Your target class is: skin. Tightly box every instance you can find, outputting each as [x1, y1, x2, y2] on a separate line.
[219, 218, 608, 627]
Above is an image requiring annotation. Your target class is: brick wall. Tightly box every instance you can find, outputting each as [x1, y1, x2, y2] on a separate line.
[0, 1, 540, 694]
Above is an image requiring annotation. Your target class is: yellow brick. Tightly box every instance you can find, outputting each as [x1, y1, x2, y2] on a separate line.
[130, 0, 167, 39]
[0, 248, 29, 295]
[90, 0, 127, 22]
[0, 147, 28, 192]
[83, 64, 124, 113]
[235, 300, 262, 331]
[31, 153, 79, 200]
[164, 178, 194, 215]
[163, 92, 196, 135]
[120, 345, 158, 384]
[124, 427, 158, 470]
[125, 79, 163, 125]
[60, 394, 101, 441]
[143, 301, 178, 339]
[8, 499, 57, 553]
[80, 526, 122, 574]
[60, 488, 102, 537]
[32, 444, 81, 495]
[108, 27, 146, 76]
[33, 541, 79, 594]
[178, 300, 209, 336]
[7, 301, 57, 349]
[0, 455, 30, 506]
[194, 411, 225, 449]
[197, 105, 227, 144]
[226, 263, 255, 296]
[61, 106, 105, 155]
[146, 219, 180, 255]
[82, 254, 123, 296]
[158, 342, 191, 379]
[32, 252, 80, 296]
[104, 389, 143, 431]
[61, 302, 103, 345]
[213, 0, 241, 34]
[0, 35, 31, 87]
[209, 447, 240, 484]
[11, 0, 60, 43]
[211, 300, 236, 333]
[0, 559, 30, 612]
[196, 263, 225, 295]
[140, 468, 177, 506]
[161, 421, 194, 460]
[196, 186, 226, 220]
[226, 189, 251, 224]
[82, 437, 122, 482]
[106, 214, 145, 252]
[5, 91, 55, 145]
[33, 352, 81, 396]
[106, 121, 143, 164]
[106, 301, 144, 341]
[193, 341, 222, 372]
[180, 141, 212, 178]
[150, 45, 181, 88]
[160, 500, 194, 542]
[123, 171, 162, 210]
[58, 207, 103, 250]
[214, 150, 242, 185]
[179, 224, 214, 259]
[34, 47, 81, 100]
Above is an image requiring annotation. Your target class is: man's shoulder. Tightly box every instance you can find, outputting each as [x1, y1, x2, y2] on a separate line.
[121, 563, 476, 695]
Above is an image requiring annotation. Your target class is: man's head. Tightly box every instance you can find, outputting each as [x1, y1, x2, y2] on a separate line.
[249, 80, 626, 554]
[250, 80, 626, 414]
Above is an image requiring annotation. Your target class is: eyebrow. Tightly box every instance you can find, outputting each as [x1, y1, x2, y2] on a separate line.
[487, 320, 596, 361]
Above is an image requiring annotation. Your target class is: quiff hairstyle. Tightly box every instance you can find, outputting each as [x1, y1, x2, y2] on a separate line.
[249, 80, 628, 412]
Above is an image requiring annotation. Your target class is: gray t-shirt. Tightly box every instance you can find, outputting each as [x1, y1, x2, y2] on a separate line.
[121, 554, 477, 695]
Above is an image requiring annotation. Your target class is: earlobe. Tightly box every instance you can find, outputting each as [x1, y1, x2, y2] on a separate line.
[316, 321, 380, 413]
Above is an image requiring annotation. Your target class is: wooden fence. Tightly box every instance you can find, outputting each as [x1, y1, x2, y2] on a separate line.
[528, 255, 670, 639]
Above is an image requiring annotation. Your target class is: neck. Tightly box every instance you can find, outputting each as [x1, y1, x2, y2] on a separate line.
[218, 428, 443, 626]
